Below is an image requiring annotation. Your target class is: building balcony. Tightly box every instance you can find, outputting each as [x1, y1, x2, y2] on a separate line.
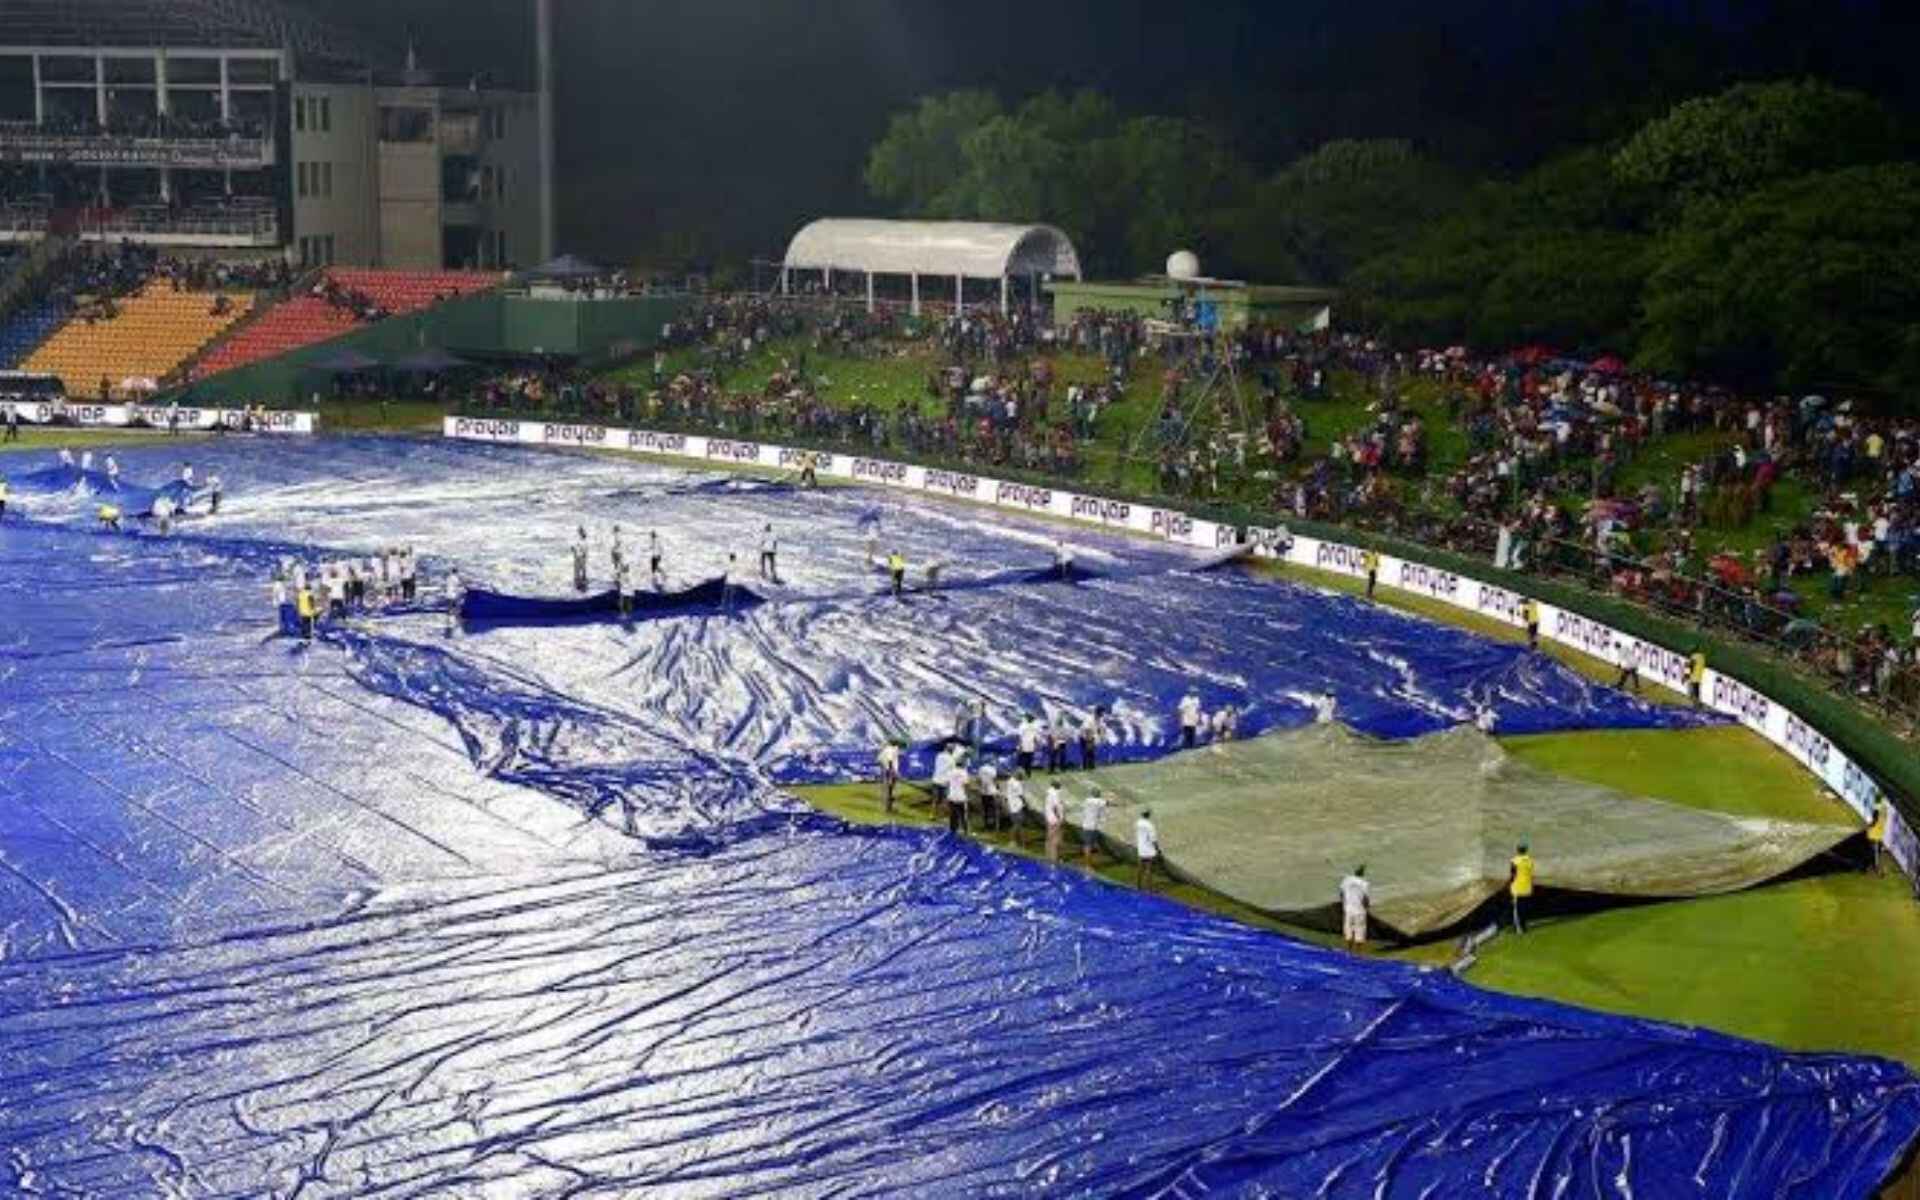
[75, 204, 280, 248]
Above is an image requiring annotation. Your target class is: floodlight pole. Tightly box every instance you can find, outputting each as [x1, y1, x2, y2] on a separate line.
[535, 0, 557, 263]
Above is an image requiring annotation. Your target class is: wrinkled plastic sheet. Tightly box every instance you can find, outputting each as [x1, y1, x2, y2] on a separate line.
[0, 437, 1914, 1198]
[1046, 724, 1856, 937]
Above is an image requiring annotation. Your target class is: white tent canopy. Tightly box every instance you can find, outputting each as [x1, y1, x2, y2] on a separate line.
[780, 218, 1082, 314]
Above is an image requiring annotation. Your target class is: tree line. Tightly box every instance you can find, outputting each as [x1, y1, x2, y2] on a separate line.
[864, 80, 1920, 399]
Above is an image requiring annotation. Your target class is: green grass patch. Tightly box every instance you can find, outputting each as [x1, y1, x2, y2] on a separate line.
[1470, 869, 1920, 1065]
[1501, 726, 1840, 823]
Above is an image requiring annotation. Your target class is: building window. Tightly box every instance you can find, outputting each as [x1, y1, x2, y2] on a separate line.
[319, 97, 331, 133]
[322, 161, 332, 197]
[295, 97, 306, 132]
[497, 167, 507, 201]
[496, 230, 507, 268]
[296, 162, 307, 197]
[298, 236, 310, 268]
[322, 234, 335, 264]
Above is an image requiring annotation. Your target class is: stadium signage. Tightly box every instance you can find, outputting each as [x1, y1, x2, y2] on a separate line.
[1150, 510, 1194, 541]
[995, 482, 1054, 512]
[1552, 611, 1616, 658]
[1709, 675, 1772, 730]
[627, 430, 687, 454]
[1783, 712, 1832, 770]
[1473, 583, 1526, 625]
[776, 447, 831, 472]
[851, 457, 908, 484]
[453, 417, 520, 439]
[705, 438, 761, 463]
[4, 400, 318, 434]
[1313, 542, 1369, 576]
[1071, 496, 1132, 525]
[543, 423, 607, 445]
[1397, 562, 1459, 600]
[1633, 642, 1692, 691]
[922, 469, 980, 498]
[2, 137, 272, 169]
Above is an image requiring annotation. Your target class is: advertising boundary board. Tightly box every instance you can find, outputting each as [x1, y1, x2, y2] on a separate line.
[1, 401, 320, 434]
[442, 416, 1225, 549]
[1252, 527, 1916, 882]
[440, 416, 1911, 884]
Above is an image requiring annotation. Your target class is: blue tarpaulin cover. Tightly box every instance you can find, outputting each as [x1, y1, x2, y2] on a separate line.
[0, 436, 1913, 1198]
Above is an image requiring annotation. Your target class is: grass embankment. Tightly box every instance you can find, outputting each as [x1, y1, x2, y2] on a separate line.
[606, 338, 1917, 636]
[603, 334, 1404, 502]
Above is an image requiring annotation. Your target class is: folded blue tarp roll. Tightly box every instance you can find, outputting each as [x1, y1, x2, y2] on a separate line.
[459, 575, 763, 624]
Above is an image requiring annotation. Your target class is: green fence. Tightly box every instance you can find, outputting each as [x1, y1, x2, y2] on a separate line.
[186, 293, 692, 403]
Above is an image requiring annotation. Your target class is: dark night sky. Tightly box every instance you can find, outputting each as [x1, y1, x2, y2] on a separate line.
[297, 0, 1920, 265]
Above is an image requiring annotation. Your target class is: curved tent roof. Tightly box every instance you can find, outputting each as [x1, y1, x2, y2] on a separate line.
[783, 219, 1082, 281]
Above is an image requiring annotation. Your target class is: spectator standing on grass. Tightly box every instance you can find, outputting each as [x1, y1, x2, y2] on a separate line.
[1135, 810, 1164, 890]
[1004, 770, 1028, 848]
[976, 757, 999, 832]
[1017, 712, 1041, 773]
[1080, 787, 1107, 867]
[1687, 649, 1707, 707]
[1178, 689, 1202, 748]
[931, 744, 954, 818]
[1363, 548, 1380, 598]
[1508, 842, 1534, 933]
[945, 760, 971, 834]
[1339, 866, 1370, 952]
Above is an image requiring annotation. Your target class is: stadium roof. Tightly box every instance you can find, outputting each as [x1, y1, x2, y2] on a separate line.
[782, 219, 1083, 281]
[0, 0, 377, 66]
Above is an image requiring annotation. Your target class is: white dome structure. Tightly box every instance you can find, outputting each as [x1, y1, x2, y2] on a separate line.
[1165, 250, 1202, 281]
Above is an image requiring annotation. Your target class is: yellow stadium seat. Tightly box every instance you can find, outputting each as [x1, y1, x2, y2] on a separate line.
[25, 283, 256, 396]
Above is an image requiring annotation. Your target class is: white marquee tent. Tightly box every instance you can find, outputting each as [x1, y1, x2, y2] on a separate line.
[780, 219, 1083, 314]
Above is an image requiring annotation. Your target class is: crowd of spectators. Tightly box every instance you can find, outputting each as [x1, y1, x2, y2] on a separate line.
[7, 112, 267, 141]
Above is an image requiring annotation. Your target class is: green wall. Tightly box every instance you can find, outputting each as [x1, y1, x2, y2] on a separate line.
[186, 292, 692, 402]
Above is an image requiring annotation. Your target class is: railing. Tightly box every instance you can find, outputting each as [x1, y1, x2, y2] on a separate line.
[1334, 507, 1920, 726]
[77, 207, 279, 244]
[0, 203, 52, 236]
